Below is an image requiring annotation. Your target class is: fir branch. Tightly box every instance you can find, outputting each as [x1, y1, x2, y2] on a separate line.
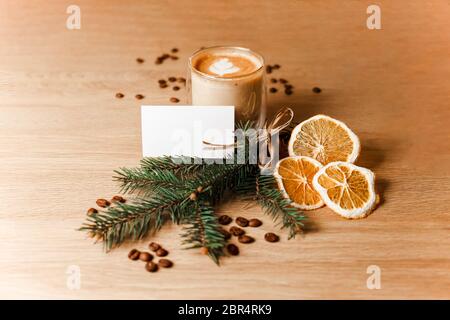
[79, 189, 196, 251]
[255, 174, 307, 239]
[181, 202, 225, 265]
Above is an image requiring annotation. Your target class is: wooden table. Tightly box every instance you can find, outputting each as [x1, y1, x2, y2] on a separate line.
[0, 0, 449, 299]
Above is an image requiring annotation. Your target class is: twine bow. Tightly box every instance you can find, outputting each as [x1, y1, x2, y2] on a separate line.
[202, 107, 294, 171]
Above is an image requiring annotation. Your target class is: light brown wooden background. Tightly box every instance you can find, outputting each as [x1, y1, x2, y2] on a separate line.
[0, 0, 449, 299]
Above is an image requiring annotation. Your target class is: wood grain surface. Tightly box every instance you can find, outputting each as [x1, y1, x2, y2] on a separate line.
[0, 0, 449, 299]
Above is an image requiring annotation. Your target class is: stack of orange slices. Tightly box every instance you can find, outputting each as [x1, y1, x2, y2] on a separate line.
[274, 115, 378, 219]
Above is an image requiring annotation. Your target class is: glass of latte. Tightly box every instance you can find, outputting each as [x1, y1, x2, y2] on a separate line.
[188, 46, 266, 126]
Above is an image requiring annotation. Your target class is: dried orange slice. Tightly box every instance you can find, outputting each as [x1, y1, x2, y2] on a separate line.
[288, 115, 360, 164]
[274, 156, 324, 210]
[312, 162, 376, 219]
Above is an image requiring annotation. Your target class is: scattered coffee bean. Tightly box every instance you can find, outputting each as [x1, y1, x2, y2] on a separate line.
[170, 55, 179, 60]
[266, 65, 273, 74]
[158, 259, 173, 268]
[269, 87, 277, 93]
[168, 77, 177, 82]
[136, 57, 145, 64]
[87, 208, 97, 216]
[145, 261, 158, 272]
[270, 78, 278, 83]
[218, 215, 233, 225]
[178, 77, 186, 83]
[171, 48, 179, 53]
[159, 83, 168, 88]
[248, 218, 262, 227]
[227, 244, 239, 256]
[200, 247, 209, 255]
[229, 226, 245, 237]
[279, 78, 288, 84]
[139, 252, 153, 262]
[128, 249, 140, 260]
[285, 88, 293, 95]
[96, 199, 110, 208]
[238, 235, 254, 244]
[158, 79, 167, 84]
[155, 58, 163, 65]
[170, 97, 180, 103]
[111, 195, 126, 203]
[312, 87, 322, 93]
[115, 92, 124, 99]
[135, 94, 145, 100]
[235, 217, 249, 227]
[156, 248, 168, 257]
[173, 86, 180, 91]
[149, 242, 161, 252]
[264, 232, 280, 243]
[161, 53, 170, 59]
[219, 228, 231, 240]
[273, 64, 281, 69]
[284, 84, 293, 90]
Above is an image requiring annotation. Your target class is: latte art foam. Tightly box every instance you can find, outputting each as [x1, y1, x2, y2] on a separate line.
[209, 58, 240, 76]
[193, 52, 260, 78]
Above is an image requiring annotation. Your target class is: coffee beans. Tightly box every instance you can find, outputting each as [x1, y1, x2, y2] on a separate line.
[248, 218, 262, 227]
[168, 77, 177, 82]
[115, 92, 124, 99]
[130, 241, 173, 274]
[145, 261, 158, 272]
[312, 86, 322, 93]
[156, 248, 168, 257]
[155, 49, 179, 64]
[111, 195, 126, 203]
[219, 228, 231, 240]
[135, 94, 144, 100]
[96, 199, 110, 208]
[227, 244, 239, 256]
[160, 82, 168, 88]
[139, 252, 153, 262]
[158, 259, 173, 268]
[270, 78, 278, 83]
[87, 208, 97, 216]
[173, 86, 180, 91]
[264, 232, 280, 243]
[136, 57, 145, 64]
[235, 217, 249, 227]
[149, 242, 161, 252]
[128, 249, 140, 260]
[269, 87, 277, 93]
[238, 235, 254, 244]
[218, 215, 232, 225]
[170, 97, 180, 103]
[229, 226, 245, 237]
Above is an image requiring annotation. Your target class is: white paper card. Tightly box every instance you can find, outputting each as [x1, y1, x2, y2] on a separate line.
[141, 105, 234, 158]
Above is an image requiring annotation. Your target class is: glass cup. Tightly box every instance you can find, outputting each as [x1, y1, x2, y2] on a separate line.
[187, 46, 266, 127]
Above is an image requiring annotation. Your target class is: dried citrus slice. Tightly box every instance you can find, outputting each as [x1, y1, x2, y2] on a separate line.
[288, 115, 360, 164]
[274, 156, 324, 210]
[312, 162, 376, 219]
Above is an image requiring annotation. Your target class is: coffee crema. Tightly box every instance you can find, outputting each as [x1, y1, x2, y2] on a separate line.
[193, 53, 260, 78]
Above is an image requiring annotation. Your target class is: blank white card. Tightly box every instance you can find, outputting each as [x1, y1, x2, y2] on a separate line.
[141, 106, 234, 158]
